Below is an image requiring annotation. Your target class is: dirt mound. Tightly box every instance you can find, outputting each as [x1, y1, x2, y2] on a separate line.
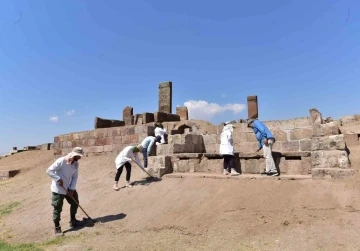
[1, 152, 360, 251]
[0, 151, 54, 171]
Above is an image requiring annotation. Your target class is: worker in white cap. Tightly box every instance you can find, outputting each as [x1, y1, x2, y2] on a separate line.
[220, 121, 240, 176]
[46, 147, 85, 236]
[113, 145, 144, 191]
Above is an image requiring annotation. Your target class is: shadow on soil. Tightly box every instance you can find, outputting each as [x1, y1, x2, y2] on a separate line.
[63, 213, 127, 234]
[131, 178, 162, 187]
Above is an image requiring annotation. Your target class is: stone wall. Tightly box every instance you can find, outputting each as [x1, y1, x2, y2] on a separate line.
[53, 125, 155, 159]
[94, 117, 125, 129]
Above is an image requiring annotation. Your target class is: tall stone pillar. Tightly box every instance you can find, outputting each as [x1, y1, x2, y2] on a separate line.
[123, 106, 134, 125]
[159, 82, 172, 114]
[247, 96, 258, 119]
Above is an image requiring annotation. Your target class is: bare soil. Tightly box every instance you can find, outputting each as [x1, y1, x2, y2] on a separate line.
[1, 151, 360, 251]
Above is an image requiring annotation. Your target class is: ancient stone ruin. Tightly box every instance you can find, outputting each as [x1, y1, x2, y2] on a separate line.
[53, 82, 359, 179]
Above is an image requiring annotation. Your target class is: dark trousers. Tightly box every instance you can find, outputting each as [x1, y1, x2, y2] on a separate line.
[51, 191, 79, 226]
[115, 162, 132, 182]
[223, 155, 235, 170]
[142, 148, 148, 168]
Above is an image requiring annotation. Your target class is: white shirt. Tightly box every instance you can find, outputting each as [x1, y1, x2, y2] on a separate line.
[219, 129, 234, 156]
[155, 127, 167, 144]
[115, 146, 143, 169]
[46, 157, 79, 195]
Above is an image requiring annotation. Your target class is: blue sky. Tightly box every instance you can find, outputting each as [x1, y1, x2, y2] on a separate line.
[0, 0, 359, 154]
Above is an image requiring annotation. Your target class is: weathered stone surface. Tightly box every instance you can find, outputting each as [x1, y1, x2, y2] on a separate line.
[282, 141, 300, 152]
[202, 134, 217, 145]
[133, 114, 143, 125]
[94, 117, 125, 129]
[146, 156, 172, 178]
[344, 134, 359, 146]
[284, 159, 306, 175]
[289, 128, 313, 140]
[204, 144, 219, 154]
[311, 150, 351, 169]
[0, 169, 20, 180]
[293, 117, 312, 128]
[176, 106, 188, 121]
[300, 139, 312, 151]
[272, 130, 288, 141]
[159, 82, 172, 114]
[313, 122, 340, 137]
[302, 157, 312, 174]
[237, 142, 259, 153]
[264, 120, 295, 130]
[123, 106, 134, 126]
[240, 158, 264, 174]
[172, 158, 200, 172]
[247, 95, 258, 119]
[143, 113, 155, 124]
[309, 108, 323, 124]
[156, 144, 174, 156]
[340, 115, 360, 125]
[311, 135, 346, 151]
[173, 153, 203, 159]
[154, 112, 180, 123]
[199, 158, 223, 173]
[312, 168, 356, 179]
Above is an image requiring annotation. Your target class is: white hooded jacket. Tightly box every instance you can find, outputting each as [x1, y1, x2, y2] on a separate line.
[115, 146, 144, 169]
[219, 125, 234, 156]
[155, 127, 167, 144]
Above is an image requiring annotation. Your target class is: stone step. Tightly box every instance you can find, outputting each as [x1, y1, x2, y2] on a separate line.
[312, 168, 357, 179]
[0, 169, 20, 180]
[164, 173, 312, 181]
[143, 156, 172, 178]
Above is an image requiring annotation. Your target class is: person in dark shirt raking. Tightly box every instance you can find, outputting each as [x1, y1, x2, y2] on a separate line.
[247, 119, 279, 176]
[46, 147, 85, 236]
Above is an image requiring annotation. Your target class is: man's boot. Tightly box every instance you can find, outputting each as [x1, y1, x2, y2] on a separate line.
[54, 226, 64, 236]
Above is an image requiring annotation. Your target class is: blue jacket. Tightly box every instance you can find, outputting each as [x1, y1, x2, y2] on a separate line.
[252, 120, 275, 150]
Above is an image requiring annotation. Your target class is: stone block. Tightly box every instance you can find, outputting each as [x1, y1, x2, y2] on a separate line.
[247, 95, 258, 119]
[321, 122, 340, 136]
[158, 82, 172, 114]
[94, 129, 107, 139]
[237, 142, 259, 153]
[302, 157, 312, 174]
[289, 128, 313, 140]
[309, 108, 323, 124]
[154, 112, 180, 123]
[293, 117, 312, 128]
[94, 117, 125, 129]
[311, 150, 351, 169]
[340, 115, 360, 125]
[300, 139, 312, 151]
[245, 133, 258, 142]
[282, 141, 300, 152]
[168, 134, 184, 145]
[103, 145, 114, 152]
[156, 144, 174, 156]
[284, 159, 307, 175]
[172, 158, 200, 173]
[272, 130, 288, 141]
[83, 146, 104, 154]
[133, 114, 143, 125]
[311, 135, 346, 151]
[54, 136, 60, 143]
[240, 158, 264, 174]
[123, 106, 134, 126]
[312, 168, 356, 179]
[202, 134, 217, 145]
[344, 134, 359, 146]
[271, 141, 282, 152]
[146, 156, 172, 178]
[176, 106, 188, 121]
[204, 144, 219, 154]
[198, 158, 223, 173]
[143, 113, 154, 124]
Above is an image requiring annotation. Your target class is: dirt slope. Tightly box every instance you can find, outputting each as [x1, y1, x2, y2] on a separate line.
[1, 151, 360, 251]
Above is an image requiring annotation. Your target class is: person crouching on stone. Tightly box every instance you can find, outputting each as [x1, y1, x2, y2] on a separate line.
[113, 145, 144, 191]
[247, 119, 278, 176]
[154, 122, 168, 144]
[220, 122, 240, 176]
[46, 147, 85, 236]
[140, 135, 162, 168]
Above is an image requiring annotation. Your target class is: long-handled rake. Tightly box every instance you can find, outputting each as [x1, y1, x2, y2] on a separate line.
[132, 159, 161, 181]
[61, 185, 97, 223]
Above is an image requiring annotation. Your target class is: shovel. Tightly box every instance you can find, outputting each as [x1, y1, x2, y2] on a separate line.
[131, 159, 161, 181]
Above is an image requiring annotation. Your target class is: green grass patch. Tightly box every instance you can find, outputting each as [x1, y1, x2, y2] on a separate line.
[0, 240, 42, 251]
[0, 202, 20, 218]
